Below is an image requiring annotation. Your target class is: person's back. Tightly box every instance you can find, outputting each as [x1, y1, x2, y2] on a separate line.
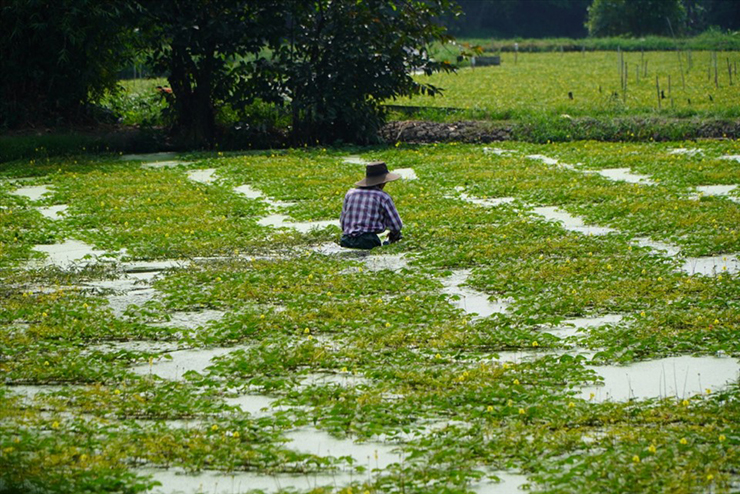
[340, 162, 403, 249]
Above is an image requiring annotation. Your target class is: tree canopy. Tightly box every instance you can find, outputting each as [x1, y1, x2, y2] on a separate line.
[0, 0, 136, 127]
[586, 0, 686, 37]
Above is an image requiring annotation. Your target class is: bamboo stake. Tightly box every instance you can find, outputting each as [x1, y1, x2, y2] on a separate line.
[728, 57, 733, 86]
[714, 52, 719, 88]
[656, 76, 661, 110]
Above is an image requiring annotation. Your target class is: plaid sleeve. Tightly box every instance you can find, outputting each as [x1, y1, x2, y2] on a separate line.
[382, 194, 403, 232]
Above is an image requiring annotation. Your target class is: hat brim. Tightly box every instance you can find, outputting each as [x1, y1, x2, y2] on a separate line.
[355, 172, 401, 187]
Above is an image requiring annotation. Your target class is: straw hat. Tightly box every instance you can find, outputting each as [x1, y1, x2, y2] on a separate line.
[354, 162, 401, 187]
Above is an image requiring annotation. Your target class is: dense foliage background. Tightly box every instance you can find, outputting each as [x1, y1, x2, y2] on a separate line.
[0, 0, 738, 148]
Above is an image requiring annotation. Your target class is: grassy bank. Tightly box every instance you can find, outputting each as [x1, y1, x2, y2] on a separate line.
[453, 30, 740, 53]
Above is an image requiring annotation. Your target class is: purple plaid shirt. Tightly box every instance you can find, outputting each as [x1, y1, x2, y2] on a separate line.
[340, 186, 403, 236]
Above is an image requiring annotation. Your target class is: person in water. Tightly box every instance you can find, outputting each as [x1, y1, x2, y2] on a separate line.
[340, 161, 403, 249]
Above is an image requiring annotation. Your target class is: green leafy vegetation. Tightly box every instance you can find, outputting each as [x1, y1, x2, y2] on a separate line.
[1, 141, 739, 492]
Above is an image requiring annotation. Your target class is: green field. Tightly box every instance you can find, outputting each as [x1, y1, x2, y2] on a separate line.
[2, 140, 740, 493]
[398, 51, 740, 119]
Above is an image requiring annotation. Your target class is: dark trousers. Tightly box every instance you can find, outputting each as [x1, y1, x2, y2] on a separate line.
[340, 232, 382, 250]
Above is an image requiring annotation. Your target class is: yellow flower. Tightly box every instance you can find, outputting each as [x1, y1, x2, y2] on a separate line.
[233, 431, 240, 438]
[211, 424, 219, 432]
[51, 421, 60, 429]
[714, 319, 719, 325]
[632, 455, 640, 463]
[259, 314, 265, 319]
[681, 399, 689, 406]
[487, 405, 494, 412]
[385, 322, 391, 328]
[648, 444, 657, 454]
[705, 388, 712, 394]
[404, 296, 411, 301]
[719, 434, 726, 442]
[568, 402, 575, 408]
[114, 389, 121, 395]
[518, 408, 526, 415]
[640, 311, 646, 318]
[531, 341, 539, 347]
[679, 438, 688, 445]
[513, 379, 520, 385]
[706, 474, 714, 481]
[507, 399, 513, 407]
[341, 367, 348, 373]
[435, 353, 442, 359]
[303, 328, 310, 334]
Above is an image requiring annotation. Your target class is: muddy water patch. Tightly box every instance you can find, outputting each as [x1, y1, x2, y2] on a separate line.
[224, 394, 278, 416]
[579, 355, 740, 402]
[483, 147, 514, 156]
[11, 185, 52, 201]
[90, 340, 181, 355]
[286, 427, 403, 471]
[234, 185, 295, 208]
[593, 168, 656, 185]
[682, 254, 740, 276]
[526, 154, 559, 166]
[5, 384, 84, 401]
[472, 471, 530, 494]
[186, 168, 217, 184]
[342, 155, 368, 164]
[139, 467, 359, 494]
[631, 237, 682, 257]
[149, 310, 225, 331]
[668, 148, 703, 156]
[37, 204, 69, 220]
[696, 184, 738, 195]
[258, 213, 339, 233]
[720, 155, 740, 163]
[452, 187, 515, 207]
[544, 314, 624, 339]
[531, 207, 617, 236]
[107, 288, 158, 319]
[32, 240, 106, 267]
[131, 347, 244, 380]
[441, 270, 510, 319]
[362, 253, 409, 272]
[692, 184, 739, 202]
[301, 372, 370, 388]
[394, 168, 417, 180]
